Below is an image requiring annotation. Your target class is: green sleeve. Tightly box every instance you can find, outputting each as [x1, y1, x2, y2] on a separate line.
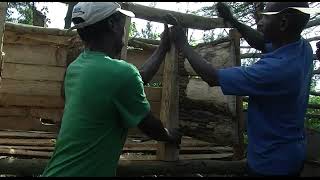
[112, 65, 151, 128]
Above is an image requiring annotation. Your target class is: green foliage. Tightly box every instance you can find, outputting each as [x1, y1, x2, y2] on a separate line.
[141, 21, 160, 40]
[6, 2, 50, 26]
[129, 21, 139, 38]
[306, 95, 320, 131]
[7, 2, 33, 24]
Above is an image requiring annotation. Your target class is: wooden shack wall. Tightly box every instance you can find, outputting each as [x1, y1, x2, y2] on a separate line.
[0, 24, 241, 148]
[0, 27, 162, 133]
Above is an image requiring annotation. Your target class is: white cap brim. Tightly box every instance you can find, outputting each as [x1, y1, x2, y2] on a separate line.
[67, 8, 135, 34]
[261, 7, 320, 15]
[117, 8, 135, 18]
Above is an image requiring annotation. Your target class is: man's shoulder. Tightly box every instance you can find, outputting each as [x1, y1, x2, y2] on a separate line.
[108, 58, 139, 76]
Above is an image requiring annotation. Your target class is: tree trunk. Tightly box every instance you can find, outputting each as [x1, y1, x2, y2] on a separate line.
[32, 3, 46, 27]
[64, 2, 77, 29]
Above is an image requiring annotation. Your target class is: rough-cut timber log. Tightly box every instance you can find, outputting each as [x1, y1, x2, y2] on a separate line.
[0, 158, 247, 176]
[120, 2, 231, 30]
[4, 22, 76, 36]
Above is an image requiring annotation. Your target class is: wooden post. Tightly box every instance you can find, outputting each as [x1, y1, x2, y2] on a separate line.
[0, 2, 7, 75]
[120, 16, 131, 60]
[229, 29, 245, 160]
[156, 29, 180, 161]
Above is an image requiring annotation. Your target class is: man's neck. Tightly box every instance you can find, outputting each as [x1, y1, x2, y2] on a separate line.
[272, 35, 301, 50]
[86, 44, 117, 58]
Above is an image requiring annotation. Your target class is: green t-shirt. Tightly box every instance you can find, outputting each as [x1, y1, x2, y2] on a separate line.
[42, 50, 150, 177]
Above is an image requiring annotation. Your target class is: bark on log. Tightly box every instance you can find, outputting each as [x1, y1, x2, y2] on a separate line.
[120, 2, 231, 30]
[0, 158, 247, 176]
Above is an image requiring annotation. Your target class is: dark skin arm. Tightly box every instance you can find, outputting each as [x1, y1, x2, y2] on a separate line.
[171, 25, 220, 87]
[216, 2, 266, 52]
[137, 112, 182, 144]
[139, 24, 170, 84]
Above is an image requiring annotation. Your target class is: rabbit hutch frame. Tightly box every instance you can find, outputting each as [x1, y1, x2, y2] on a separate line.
[0, 2, 247, 176]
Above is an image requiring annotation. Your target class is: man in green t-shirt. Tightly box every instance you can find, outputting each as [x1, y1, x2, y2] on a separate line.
[42, 2, 182, 177]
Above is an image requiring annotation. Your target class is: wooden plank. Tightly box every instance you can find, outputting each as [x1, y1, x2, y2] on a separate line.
[3, 44, 67, 67]
[120, 153, 233, 161]
[0, 148, 51, 158]
[0, 108, 59, 126]
[127, 49, 158, 68]
[0, 130, 57, 139]
[4, 29, 71, 46]
[127, 48, 164, 82]
[150, 101, 160, 116]
[0, 107, 28, 117]
[0, 116, 58, 132]
[125, 136, 212, 148]
[122, 146, 233, 154]
[2, 63, 65, 81]
[157, 38, 179, 161]
[0, 79, 62, 96]
[0, 145, 54, 151]
[0, 87, 157, 108]
[120, 16, 131, 60]
[121, 2, 231, 30]
[144, 87, 162, 102]
[30, 108, 63, 124]
[229, 29, 244, 160]
[0, 94, 64, 108]
[4, 22, 75, 37]
[0, 138, 55, 146]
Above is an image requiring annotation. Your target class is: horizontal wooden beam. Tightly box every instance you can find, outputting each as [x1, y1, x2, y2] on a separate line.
[120, 2, 231, 30]
[4, 22, 77, 36]
[0, 158, 247, 176]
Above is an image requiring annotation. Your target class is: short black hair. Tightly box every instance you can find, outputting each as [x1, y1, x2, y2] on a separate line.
[72, 12, 124, 43]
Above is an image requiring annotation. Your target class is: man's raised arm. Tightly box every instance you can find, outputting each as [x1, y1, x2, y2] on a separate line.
[216, 2, 266, 52]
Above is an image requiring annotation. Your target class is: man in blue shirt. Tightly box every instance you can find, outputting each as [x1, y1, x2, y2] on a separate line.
[170, 2, 313, 176]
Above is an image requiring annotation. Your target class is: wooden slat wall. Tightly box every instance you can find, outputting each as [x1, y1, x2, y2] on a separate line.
[0, 29, 162, 132]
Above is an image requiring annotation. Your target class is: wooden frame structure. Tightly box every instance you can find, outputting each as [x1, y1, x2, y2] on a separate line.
[0, 2, 246, 176]
[120, 2, 243, 162]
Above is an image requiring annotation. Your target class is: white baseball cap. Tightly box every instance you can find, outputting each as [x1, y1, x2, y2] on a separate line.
[69, 2, 135, 31]
[260, 7, 320, 15]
